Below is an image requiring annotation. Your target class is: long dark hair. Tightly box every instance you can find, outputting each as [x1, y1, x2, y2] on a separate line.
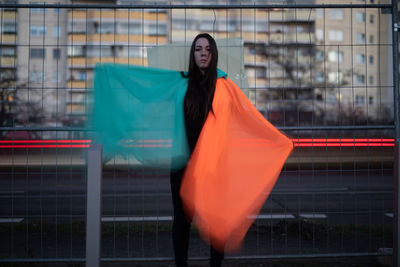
[184, 33, 218, 121]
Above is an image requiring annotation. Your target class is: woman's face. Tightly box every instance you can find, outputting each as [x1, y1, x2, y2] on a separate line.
[194, 37, 212, 71]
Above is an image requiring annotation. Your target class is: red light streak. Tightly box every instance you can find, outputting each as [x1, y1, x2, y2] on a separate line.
[292, 138, 395, 147]
[0, 139, 91, 144]
[0, 138, 395, 148]
[0, 145, 91, 148]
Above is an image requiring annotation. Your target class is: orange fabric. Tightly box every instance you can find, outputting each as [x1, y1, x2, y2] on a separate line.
[180, 77, 293, 253]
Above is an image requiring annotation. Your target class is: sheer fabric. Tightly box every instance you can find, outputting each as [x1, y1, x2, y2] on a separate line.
[90, 63, 293, 252]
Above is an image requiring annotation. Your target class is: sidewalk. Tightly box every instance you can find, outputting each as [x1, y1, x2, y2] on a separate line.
[0, 147, 394, 169]
[0, 256, 392, 267]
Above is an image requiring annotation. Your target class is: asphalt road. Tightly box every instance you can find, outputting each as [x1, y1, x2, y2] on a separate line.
[0, 166, 394, 260]
[0, 168, 393, 225]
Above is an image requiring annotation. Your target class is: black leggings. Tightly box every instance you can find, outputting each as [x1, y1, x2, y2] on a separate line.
[170, 168, 224, 267]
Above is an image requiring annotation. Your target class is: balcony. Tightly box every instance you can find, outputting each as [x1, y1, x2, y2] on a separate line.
[66, 102, 86, 114]
[69, 10, 167, 21]
[0, 34, 17, 44]
[0, 57, 16, 67]
[244, 54, 267, 65]
[269, 10, 315, 22]
[247, 77, 267, 87]
[2, 10, 17, 20]
[68, 34, 167, 44]
[268, 32, 314, 44]
[67, 81, 87, 88]
[68, 57, 147, 67]
[241, 32, 268, 43]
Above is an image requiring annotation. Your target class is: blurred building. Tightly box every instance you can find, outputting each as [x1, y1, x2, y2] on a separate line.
[261, 6, 316, 126]
[0, 1, 18, 127]
[0, 0, 397, 130]
[314, 0, 393, 124]
[67, 0, 168, 124]
[16, 0, 69, 128]
[169, 0, 316, 126]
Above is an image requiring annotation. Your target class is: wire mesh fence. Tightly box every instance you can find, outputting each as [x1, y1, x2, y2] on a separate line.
[0, 1, 397, 263]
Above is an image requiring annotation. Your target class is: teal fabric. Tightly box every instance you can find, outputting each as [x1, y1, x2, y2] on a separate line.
[89, 63, 227, 170]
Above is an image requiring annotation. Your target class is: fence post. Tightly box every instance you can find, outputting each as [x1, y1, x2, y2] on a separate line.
[86, 144, 103, 267]
[392, 0, 400, 266]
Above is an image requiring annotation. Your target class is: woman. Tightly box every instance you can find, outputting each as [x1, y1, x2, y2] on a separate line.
[92, 32, 292, 266]
[170, 33, 224, 267]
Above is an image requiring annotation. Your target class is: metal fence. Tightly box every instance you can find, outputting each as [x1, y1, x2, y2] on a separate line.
[0, 1, 398, 265]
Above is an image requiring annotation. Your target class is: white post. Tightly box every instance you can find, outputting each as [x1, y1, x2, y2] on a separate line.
[86, 144, 103, 267]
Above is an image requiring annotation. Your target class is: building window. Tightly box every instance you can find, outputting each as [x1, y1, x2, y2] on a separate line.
[355, 74, 365, 85]
[95, 22, 114, 34]
[355, 95, 365, 105]
[30, 25, 47, 36]
[328, 51, 343, 62]
[30, 48, 46, 58]
[86, 45, 113, 58]
[146, 24, 167, 35]
[316, 72, 324, 83]
[369, 96, 373, 105]
[172, 19, 188, 30]
[53, 26, 61, 37]
[329, 9, 344, 20]
[369, 35, 374, 44]
[1, 22, 17, 34]
[356, 12, 366, 22]
[245, 67, 265, 78]
[52, 72, 60, 83]
[196, 20, 212, 31]
[128, 23, 142, 34]
[270, 25, 288, 33]
[29, 71, 45, 83]
[369, 55, 374, 65]
[369, 14, 374, 23]
[328, 72, 343, 84]
[117, 23, 127, 34]
[77, 71, 86, 81]
[328, 30, 343, 41]
[369, 75, 374, 85]
[67, 46, 85, 57]
[328, 93, 337, 104]
[31, 8, 46, 14]
[0, 47, 16, 57]
[53, 48, 61, 59]
[356, 54, 365, 64]
[256, 21, 267, 32]
[316, 8, 324, 18]
[316, 50, 324, 61]
[127, 47, 146, 58]
[316, 29, 324, 40]
[356, 33, 365, 44]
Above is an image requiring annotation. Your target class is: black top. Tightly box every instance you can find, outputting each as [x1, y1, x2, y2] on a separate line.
[183, 83, 215, 153]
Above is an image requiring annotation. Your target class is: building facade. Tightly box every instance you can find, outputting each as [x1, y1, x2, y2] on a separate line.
[314, 0, 393, 124]
[0, 0, 396, 132]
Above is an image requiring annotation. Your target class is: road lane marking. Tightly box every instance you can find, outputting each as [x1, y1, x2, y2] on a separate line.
[300, 213, 327, 219]
[249, 214, 296, 220]
[102, 216, 173, 222]
[102, 214, 297, 222]
[0, 218, 24, 223]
